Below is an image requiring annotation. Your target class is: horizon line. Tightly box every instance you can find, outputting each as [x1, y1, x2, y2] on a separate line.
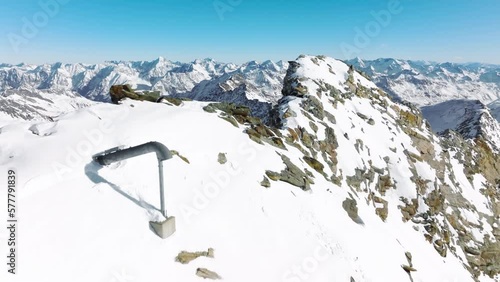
[2, 55, 500, 67]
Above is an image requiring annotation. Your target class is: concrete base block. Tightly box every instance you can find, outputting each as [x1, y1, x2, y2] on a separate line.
[150, 216, 176, 239]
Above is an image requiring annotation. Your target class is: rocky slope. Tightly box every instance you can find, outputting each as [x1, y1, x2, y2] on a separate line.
[269, 55, 499, 280]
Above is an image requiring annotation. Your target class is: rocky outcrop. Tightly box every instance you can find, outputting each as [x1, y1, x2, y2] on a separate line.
[282, 60, 308, 97]
[266, 154, 313, 191]
[175, 248, 215, 264]
[260, 176, 271, 188]
[110, 85, 159, 104]
[196, 268, 221, 280]
[217, 153, 227, 164]
[343, 197, 364, 224]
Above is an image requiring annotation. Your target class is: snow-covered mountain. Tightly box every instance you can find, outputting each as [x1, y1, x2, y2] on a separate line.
[0, 55, 498, 282]
[347, 58, 500, 147]
[346, 58, 500, 107]
[422, 99, 500, 152]
[0, 88, 94, 121]
[173, 60, 288, 123]
[489, 99, 500, 122]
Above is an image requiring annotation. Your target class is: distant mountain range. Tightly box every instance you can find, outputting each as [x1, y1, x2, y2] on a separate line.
[1, 56, 499, 135]
[0, 58, 287, 121]
[346, 57, 500, 109]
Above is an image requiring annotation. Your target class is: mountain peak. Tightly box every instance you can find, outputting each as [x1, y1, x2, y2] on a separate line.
[155, 56, 168, 63]
[282, 55, 376, 99]
[192, 58, 217, 64]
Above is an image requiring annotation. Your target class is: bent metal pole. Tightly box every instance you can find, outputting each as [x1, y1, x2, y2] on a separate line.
[93, 141, 173, 218]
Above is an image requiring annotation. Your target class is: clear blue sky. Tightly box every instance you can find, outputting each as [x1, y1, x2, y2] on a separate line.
[1, 0, 499, 64]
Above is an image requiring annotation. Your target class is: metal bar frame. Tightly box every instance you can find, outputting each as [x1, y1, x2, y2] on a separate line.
[93, 141, 172, 217]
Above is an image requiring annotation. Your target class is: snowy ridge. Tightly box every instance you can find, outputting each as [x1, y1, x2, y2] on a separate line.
[275, 55, 499, 281]
[0, 88, 94, 121]
[422, 99, 500, 152]
[0, 55, 498, 282]
[421, 100, 487, 135]
[489, 99, 500, 122]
